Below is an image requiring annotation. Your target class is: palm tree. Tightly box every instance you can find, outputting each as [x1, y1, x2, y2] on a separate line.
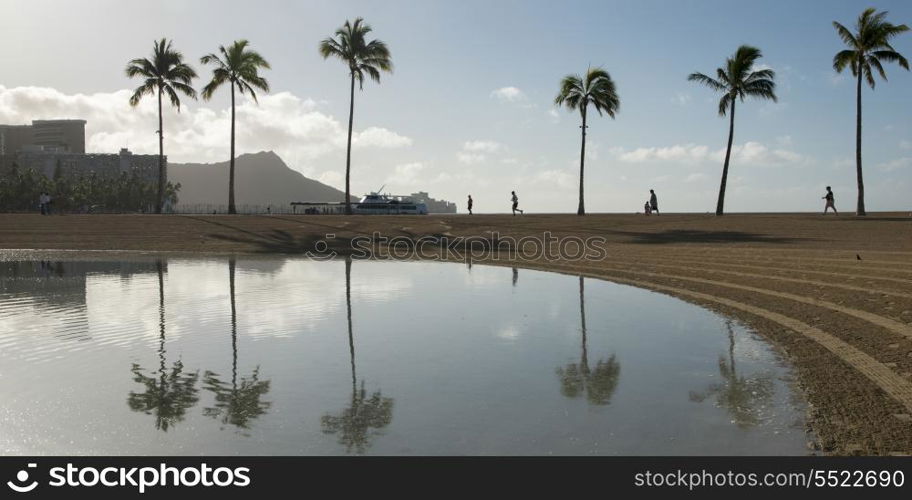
[556, 277, 621, 405]
[127, 260, 200, 430]
[200, 40, 271, 214]
[554, 68, 620, 215]
[833, 8, 909, 216]
[688, 320, 773, 428]
[321, 257, 394, 453]
[202, 258, 271, 433]
[319, 18, 393, 215]
[125, 39, 197, 214]
[688, 46, 776, 216]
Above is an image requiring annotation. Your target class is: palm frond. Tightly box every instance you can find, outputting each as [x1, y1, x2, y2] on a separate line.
[687, 72, 726, 92]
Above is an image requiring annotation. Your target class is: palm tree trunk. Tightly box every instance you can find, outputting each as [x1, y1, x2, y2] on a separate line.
[228, 84, 237, 214]
[157, 89, 164, 214]
[579, 275, 588, 373]
[345, 257, 356, 387]
[229, 257, 238, 390]
[156, 259, 166, 373]
[577, 108, 587, 216]
[345, 73, 356, 215]
[716, 99, 736, 216]
[855, 70, 865, 216]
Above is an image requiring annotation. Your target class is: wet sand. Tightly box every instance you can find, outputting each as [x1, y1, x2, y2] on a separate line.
[2, 212, 911, 455]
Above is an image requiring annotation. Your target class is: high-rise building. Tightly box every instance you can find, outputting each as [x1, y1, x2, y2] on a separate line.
[0, 119, 86, 154]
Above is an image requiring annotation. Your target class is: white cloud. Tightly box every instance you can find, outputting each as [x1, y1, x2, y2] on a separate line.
[463, 140, 502, 153]
[615, 143, 710, 163]
[457, 152, 485, 164]
[776, 135, 793, 146]
[353, 126, 413, 148]
[490, 86, 526, 102]
[684, 172, 709, 183]
[532, 169, 575, 189]
[672, 92, 692, 106]
[900, 140, 911, 150]
[0, 85, 411, 172]
[718, 141, 809, 166]
[457, 139, 507, 164]
[612, 141, 809, 167]
[877, 157, 912, 172]
[547, 108, 561, 123]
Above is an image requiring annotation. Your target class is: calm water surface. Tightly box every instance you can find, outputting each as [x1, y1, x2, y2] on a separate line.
[0, 254, 809, 455]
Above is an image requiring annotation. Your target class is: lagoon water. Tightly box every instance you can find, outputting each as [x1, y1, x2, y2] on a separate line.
[0, 254, 809, 455]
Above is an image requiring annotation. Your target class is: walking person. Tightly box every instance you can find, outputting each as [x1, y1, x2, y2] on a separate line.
[511, 191, 524, 215]
[39, 193, 47, 215]
[467, 194, 473, 215]
[823, 186, 838, 215]
[649, 189, 659, 215]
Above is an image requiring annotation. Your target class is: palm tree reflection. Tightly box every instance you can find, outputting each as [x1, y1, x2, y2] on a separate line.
[688, 320, 774, 428]
[202, 257, 271, 433]
[127, 260, 200, 431]
[556, 276, 620, 405]
[321, 257, 394, 454]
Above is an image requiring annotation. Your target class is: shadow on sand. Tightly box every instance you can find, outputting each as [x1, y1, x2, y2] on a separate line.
[612, 229, 807, 245]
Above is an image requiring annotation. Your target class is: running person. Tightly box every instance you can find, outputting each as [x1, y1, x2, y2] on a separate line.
[511, 191, 524, 215]
[823, 186, 838, 215]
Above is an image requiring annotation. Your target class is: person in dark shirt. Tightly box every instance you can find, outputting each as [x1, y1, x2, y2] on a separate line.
[822, 186, 838, 215]
[649, 189, 659, 215]
[467, 194, 473, 215]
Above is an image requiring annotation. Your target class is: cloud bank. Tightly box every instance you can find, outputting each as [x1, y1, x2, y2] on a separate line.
[0, 85, 412, 182]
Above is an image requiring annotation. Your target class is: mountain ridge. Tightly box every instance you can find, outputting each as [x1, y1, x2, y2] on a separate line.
[169, 151, 355, 207]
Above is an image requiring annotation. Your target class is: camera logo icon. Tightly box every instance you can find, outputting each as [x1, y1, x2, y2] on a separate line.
[7, 463, 38, 493]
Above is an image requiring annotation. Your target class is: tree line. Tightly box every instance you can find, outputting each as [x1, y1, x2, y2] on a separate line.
[127, 8, 906, 216]
[0, 162, 179, 212]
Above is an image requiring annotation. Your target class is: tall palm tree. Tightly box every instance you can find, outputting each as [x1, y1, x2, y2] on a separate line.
[556, 276, 621, 405]
[688, 46, 776, 216]
[127, 260, 200, 430]
[554, 68, 620, 215]
[203, 258, 271, 433]
[319, 18, 393, 215]
[833, 8, 909, 216]
[200, 40, 271, 214]
[321, 258, 394, 453]
[126, 39, 197, 214]
[688, 320, 773, 428]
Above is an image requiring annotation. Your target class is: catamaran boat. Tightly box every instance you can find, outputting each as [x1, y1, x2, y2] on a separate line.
[352, 191, 428, 215]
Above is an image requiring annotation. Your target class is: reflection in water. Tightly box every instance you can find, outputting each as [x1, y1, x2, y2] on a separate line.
[127, 260, 200, 431]
[202, 257, 271, 432]
[556, 276, 621, 405]
[689, 320, 774, 428]
[321, 258, 394, 454]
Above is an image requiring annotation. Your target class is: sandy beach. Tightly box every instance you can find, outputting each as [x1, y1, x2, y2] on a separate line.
[2, 211, 911, 455]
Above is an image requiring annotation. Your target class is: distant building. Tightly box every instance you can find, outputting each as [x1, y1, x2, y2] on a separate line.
[408, 191, 457, 213]
[1, 148, 161, 183]
[0, 119, 86, 154]
[0, 119, 161, 183]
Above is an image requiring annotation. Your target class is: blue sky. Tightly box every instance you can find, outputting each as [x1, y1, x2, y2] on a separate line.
[1, 0, 910, 212]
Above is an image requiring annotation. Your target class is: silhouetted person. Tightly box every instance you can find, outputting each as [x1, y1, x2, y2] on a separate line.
[649, 189, 659, 215]
[467, 195, 473, 215]
[644, 200, 652, 215]
[822, 186, 837, 215]
[511, 191, 524, 215]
